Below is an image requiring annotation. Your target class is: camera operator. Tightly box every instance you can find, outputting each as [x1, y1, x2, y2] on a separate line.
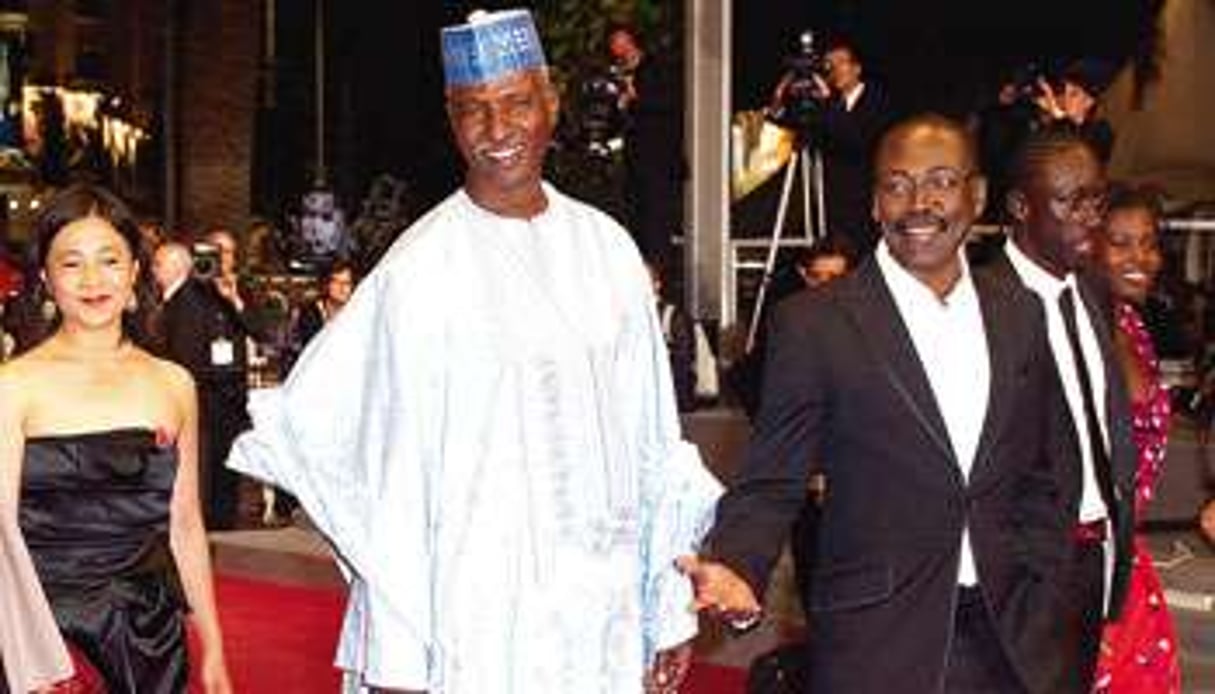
[610, 23, 685, 267]
[769, 35, 890, 256]
[152, 234, 262, 530]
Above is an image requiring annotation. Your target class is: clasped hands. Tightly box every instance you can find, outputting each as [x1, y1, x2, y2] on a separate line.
[675, 555, 762, 629]
[639, 557, 760, 693]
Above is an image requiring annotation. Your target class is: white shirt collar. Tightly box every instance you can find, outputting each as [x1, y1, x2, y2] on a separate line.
[875, 239, 973, 307]
[458, 182, 555, 224]
[162, 274, 189, 302]
[842, 82, 866, 112]
[1005, 238, 1074, 298]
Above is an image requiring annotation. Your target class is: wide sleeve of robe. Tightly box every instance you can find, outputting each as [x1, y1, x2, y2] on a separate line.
[228, 252, 443, 690]
[0, 509, 73, 692]
[622, 271, 723, 658]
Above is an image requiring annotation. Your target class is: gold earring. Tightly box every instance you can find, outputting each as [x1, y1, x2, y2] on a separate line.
[41, 298, 58, 322]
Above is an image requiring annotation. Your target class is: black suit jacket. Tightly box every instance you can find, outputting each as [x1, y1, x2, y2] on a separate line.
[984, 251, 1137, 619]
[705, 257, 1079, 693]
[159, 278, 254, 384]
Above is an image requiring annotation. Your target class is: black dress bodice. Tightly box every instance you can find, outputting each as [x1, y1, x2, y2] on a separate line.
[21, 428, 176, 593]
[19, 427, 187, 693]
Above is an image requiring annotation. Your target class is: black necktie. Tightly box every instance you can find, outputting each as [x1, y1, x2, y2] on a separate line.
[1058, 286, 1117, 512]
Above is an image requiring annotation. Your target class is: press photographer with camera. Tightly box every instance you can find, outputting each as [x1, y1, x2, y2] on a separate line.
[1031, 61, 1115, 164]
[768, 34, 891, 255]
[610, 23, 685, 267]
[153, 233, 263, 530]
[976, 59, 1115, 224]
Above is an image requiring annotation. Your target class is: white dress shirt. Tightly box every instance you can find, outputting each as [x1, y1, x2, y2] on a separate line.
[877, 243, 990, 586]
[1005, 242, 1110, 523]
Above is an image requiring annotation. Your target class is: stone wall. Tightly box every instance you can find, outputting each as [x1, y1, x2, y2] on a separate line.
[176, 0, 260, 236]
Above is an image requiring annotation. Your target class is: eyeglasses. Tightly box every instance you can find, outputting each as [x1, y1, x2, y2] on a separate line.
[1051, 185, 1109, 221]
[876, 167, 973, 202]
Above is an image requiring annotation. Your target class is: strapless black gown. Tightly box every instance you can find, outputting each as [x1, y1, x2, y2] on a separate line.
[19, 428, 187, 694]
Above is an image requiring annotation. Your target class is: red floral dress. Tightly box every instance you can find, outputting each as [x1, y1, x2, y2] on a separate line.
[1092, 302, 1181, 693]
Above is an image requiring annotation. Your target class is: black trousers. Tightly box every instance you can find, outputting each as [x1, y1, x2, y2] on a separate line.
[1067, 538, 1106, 692]
[198, 378, 250, 530]
[943, 587, 1026, 694]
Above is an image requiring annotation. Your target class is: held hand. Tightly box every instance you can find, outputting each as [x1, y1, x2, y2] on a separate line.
[675, 555, 761, 624]
[644, 640, 693, 694]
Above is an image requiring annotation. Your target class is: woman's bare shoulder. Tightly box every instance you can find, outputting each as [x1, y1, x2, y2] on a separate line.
[0, 345, 53, 391]
[134, 349, 195, 397]
[0, 347, 55, 423]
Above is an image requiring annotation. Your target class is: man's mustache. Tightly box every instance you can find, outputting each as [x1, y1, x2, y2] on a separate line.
[885, 212, 947, 236]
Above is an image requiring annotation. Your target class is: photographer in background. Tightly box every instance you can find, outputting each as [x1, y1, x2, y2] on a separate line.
[610, 23, 685, 267]
[1032, 60, 1115, 164]
[976, 60, 1114, 224]
[769, 35, 890, 255]
[152, 236, 261, 530]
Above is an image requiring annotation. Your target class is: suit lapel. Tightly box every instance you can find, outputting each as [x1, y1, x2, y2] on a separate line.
[1078, 278, 1136, 490]
[842, 260, 958, 468]
[968, 269, 1015, 484]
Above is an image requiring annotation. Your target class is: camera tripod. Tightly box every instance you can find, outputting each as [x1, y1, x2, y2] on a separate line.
[745, 140, 827, 354]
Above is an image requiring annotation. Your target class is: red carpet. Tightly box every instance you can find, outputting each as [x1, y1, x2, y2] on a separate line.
[685, 662, 748, 693]
[188, 574, 746, 693]
[188, 575, 345, 692]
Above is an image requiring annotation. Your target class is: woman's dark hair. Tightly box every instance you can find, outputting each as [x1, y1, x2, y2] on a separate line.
[1105, 182, 1164, 224]
[23, 183, 160, 349]
[322, 258, 356, 285]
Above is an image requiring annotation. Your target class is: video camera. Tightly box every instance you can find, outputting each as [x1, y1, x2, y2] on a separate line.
[1005, 61, 1062, 106]
[191, 242, 221, 280]
[788, 30, 830, 83]
[769, 30, 830, 139]
[576, 64, 630, 158]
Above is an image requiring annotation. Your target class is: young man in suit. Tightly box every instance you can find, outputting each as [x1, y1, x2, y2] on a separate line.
[680, 114, 1081, 693]
[996, 125, 1137, 690]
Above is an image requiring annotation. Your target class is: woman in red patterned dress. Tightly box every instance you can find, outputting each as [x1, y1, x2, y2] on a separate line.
[1090, 184, 1181, 693]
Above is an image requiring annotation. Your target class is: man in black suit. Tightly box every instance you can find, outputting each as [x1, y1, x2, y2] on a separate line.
[680, 114, 1080, 693]
[813, 39, 890, 255]
[995, 124, 1136, 690]
[152, 240, 257, 530]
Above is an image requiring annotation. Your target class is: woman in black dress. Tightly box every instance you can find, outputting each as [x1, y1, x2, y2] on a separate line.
[0, 184, 230, 693]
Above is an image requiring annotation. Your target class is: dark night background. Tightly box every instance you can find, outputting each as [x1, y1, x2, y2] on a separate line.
[261, 0, 1158, 219]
